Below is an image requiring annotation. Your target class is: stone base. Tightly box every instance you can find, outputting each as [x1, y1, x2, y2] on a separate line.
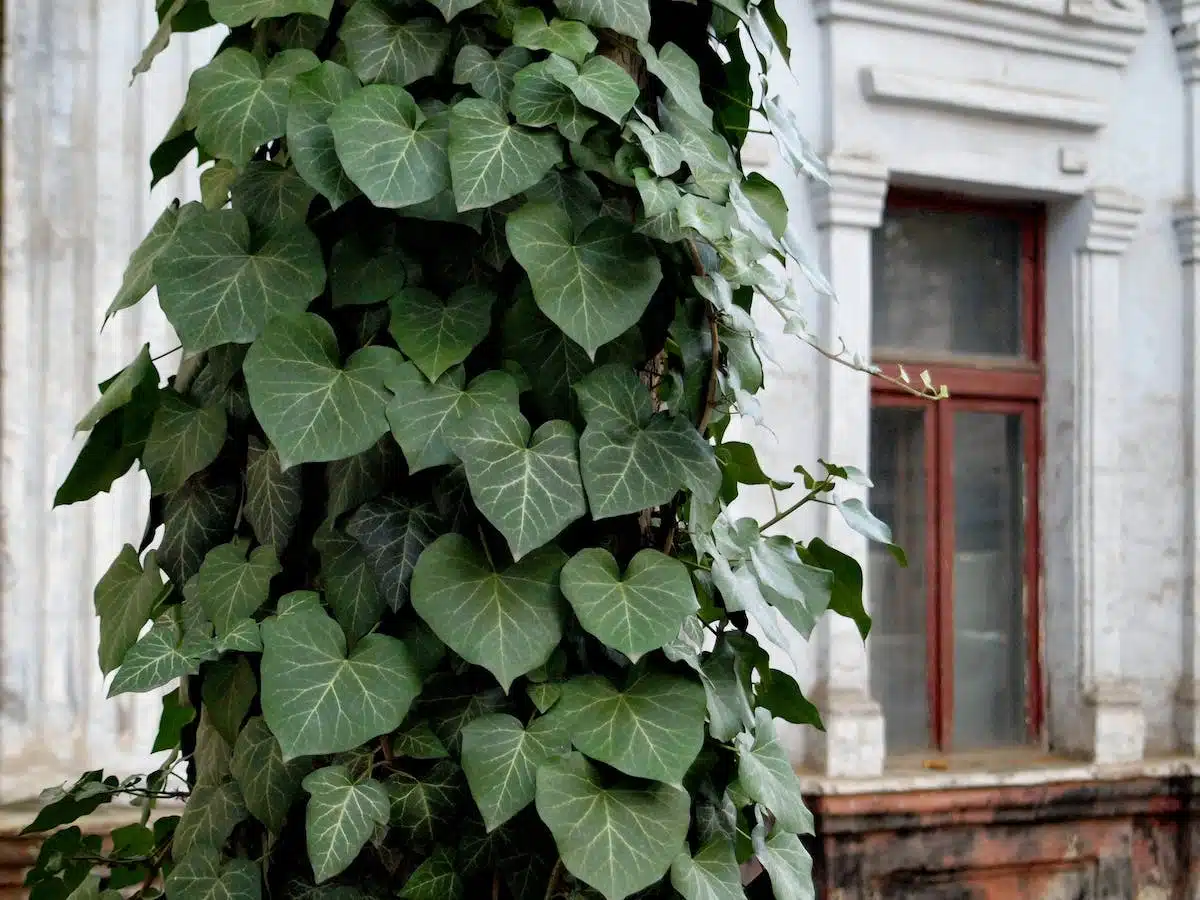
[1085, 680, 1145, 764]
[805, 688, 885, 778]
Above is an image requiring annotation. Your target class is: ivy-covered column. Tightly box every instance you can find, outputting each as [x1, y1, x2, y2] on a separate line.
[806, 153, 889, 777]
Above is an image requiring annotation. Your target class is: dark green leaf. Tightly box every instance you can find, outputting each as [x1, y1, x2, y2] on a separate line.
[449, 98, 563, 211]
[387, 285, 495, 381]
[385, 761, 464, 844]
[231, 716, 307, 833]
[142, 390, 227, 495]
[246, 437, 303, 552]
[202, 655, 257, 744]
[461, 713, 568, 831]
[194, 539, 281, 636]
[803, 538, 869, 640]
[94, 546, 166, 675]
[288, 61, 363, 209]
[345, 497, 441, 610]
[159, 472, 239, 585]
[399, 847, 462, 900]
[153, 691, 196, 753]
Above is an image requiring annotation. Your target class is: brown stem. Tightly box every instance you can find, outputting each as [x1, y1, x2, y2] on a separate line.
[696, 311, 720, 435]
[493, 871, 501, 900]
[543, 859, 564, 900]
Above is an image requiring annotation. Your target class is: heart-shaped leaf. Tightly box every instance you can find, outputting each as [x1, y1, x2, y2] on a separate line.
[448, 401, 586, 558]
[154, 209, 325, 353]
[392, 720, 449, 759]
[187, 49, 319, 164]
[345, 497, 442, 610]
[452, 45, 532, 106]
[411, 534, 567, 691]
[316, 527, 386, 644]
[460, 713, 569, 831]
[536, 752, 689, 900]
[507, 203, 661, 359]
[244, 313, 405, 468]
[288, 61, 363, 209]
[500, 290, 593, 419]
[142, 391, 227, 495]
[208, 0, 332, 27]
[426, 0, 486, 20]
[753, 828, 813, 900]
[231, 716, 306, 833]
[159, 473, 239, 586]
[231, 161, 317, 230]
[552, 0, 650, 40]
[388, 285, 495, 381]
[561, 548, 696, 660]
[557, 674, 705, 783]
[245, 437, 303, 552]
[106, 202, 201, 321]
[734, 709, 813, 834]
[509, 59, 598, 143]
[386, 761, 464, 843]
[448, 98, 562, 211]
[386, 365, 520, 473]
[174, 781, 248, 857]
[512, 10, 596, 65]
[329, 232, 421, 307]
[548, 55, 639, 124]
[201, 656, 256, 744]
[400, 847, 461, 900]
[95, 546, 165, 675]
[670, 841, 744, 900]
[303, 766, 389, 883]
[108, 618, 212, 696]
[331, 85, 450, 209]
[260, 595, 422, 758]
[626, 121, 684, 176]
[638, 41, 711, 123]
[747, 535, 832, 639]
[340, 2, 450, 87]
[165, 848, 260, 900]
[194, 539, 281, 637]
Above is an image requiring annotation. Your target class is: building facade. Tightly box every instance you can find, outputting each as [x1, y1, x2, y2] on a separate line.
[2, 1, 1199, 898]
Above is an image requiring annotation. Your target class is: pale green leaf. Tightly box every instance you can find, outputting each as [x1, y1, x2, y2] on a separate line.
[753, 829, 814, 900]
[560, 548, 697, 660]
[508, 59, 598, 143]
[244, 313, 405, 468]
[400, 848, 461, 900]
[511, 10, 596, 65]
[154, 209, 326, 353]
[535, 753, 689, 900]
[142, 391, 227, 495]
[386, 364, 520, 473]
[288, 61, 363, 209]
[231, 716, 307, 833]
[132, 0, 187, 82]
[699, 638, 754, 742]
[552, 0, 649, 40]
[735, 709, 813, 834]
[388, 285, 494, 381]
[302, 766, 389, 883]
[638, 41, 711, 123]
[231, 161, 317, 230]
[426, 0, 486, 21]
[195, 540, 282, 637]
[385, 761, 463, 843]
[507, 202, 661, 359]
[677, 194, 731, 241]
[165, 848, 260, 900]
[670, 841, 744, 900]
[220, 619, 263, 653]
[106, 202, 200, 321]
[202, 655, 257, 744]
[208, 0, 332, 27]
[549, 56, 639, 124]
[447, 402, 586, 558]
[260, 599, 422, 758]
[626, 122, 683, 176]
[340, 2, 450, 87]
[448, 98, 563, 211]
[660, 98, 738, 200]
[245, 437, 303, 552]
[195, 707, 234, 787]
[460, 713, 568, 831]
[764, 95, 826, 184]
[411, 534, 567, 690]
[94, 546, 165, 675]
[452, 45, 532, 106]
[187, 48, 320, 164]
[391, 720, 449, 759]
[345, 497, 441, 610]
[557, 674, 705, 783]
[174, 781, 248, 857]
[316, 527, 386, 644]
[748, 535, 832, 639]
[330, 85, 450, 209]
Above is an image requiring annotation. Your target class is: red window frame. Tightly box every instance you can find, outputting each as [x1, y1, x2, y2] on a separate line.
[871, 189, 1045, 752]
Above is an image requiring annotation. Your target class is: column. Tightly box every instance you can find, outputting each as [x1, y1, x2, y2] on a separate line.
[805, 154, 889, 777]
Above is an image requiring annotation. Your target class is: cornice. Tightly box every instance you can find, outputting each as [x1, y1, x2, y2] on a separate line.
[1163, 1, 1200, 80]
[808, 154, 889, 230]
[1083, 187, 1144, 255]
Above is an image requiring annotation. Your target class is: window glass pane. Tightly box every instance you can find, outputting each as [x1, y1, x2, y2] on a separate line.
[872, 208, 1023, 357]
[868, 406, 930, 754]
[952, 411, 1028, 748]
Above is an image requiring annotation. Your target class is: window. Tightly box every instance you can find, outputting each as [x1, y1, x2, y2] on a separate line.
[868, 191, 1043, 754]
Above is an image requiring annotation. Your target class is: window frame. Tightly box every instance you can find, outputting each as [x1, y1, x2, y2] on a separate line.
[871, 189, 1045, 753]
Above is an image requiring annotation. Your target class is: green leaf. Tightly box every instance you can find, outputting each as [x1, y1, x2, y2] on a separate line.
[165, 848, 260, 900]
[756, 668, 823, 731]
[460, 713, 568, 831]
[525, 168, 602, 231]
[386, 364, 520, 473]
[317, 527, 387, 643]
[448, 98, 562, 211]
[500, 291, 591, 419]
[195, 539, 282, 637]
[392, 720, 449, 759]
[448, 402, 586, 558]
[836, 497, 906, 565]
[231, 716, 307, 833]
[153, 692, 196, 753]
[670, 841, 744, 900]
[697, 636, 754, 742]
[512, 10, 596, 65]
[747, 535, 832, 640]
[231, 161, 317, 230]
[221, 619, 263, 653]
[803, 538, 869, 639]
[385, 761, 464, 843]
[208, 0, 332, 27]
[753, 829, 814, 900]
[557, 674, 705, 783]
[426, 0, 486, 21]
[536, 753, 689, 900]
[244, 313, 405, 468]
[21, 773, 119, 835]
[106, 203, 199, 321]
[142, 391, 227, 495]
[549, 56, 639, 125]
[159, 473, 239, 585]
[245, 437, 303, 552]
[303, 766, 389, 883]
[288, 61, 363, 209]
[412, 534, 567, 690]
[400, 848, 462, 900]
[326, 436, 404, 517]
[527, 682, 562, 713]
[552, 0, 650, 41]
[345, 497, 441, 610]
[94, 546, 165, 675]
[202, 656, 256, 746]
[330, 85, 450, 209]
[340, 2, 451, 87]
[638, 42, 711, 123]
[626, 122, 683, 176]
[575, 366, 719, 517]
[388, 285, 494, 381]
[261, 598, 422, 758]
[133, 0, 188, 82]
[660, 99, 738, 200]
[509, 59, 598, 144]
[560, 548, 697, 660]
[174, 781, 248, 857]
[200, 160, 238, 210]
[108, 619, 211, 696]
[187, 48, 319, 164]
[330, 232, 420, 307]
[452, 45, 532, 106]
[507, 202, 661, 359]
[155, 209, 326, 353]
[735, 709, 812, 834]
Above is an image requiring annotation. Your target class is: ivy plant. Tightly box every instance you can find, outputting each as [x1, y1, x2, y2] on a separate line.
[27, 1, 922, 900]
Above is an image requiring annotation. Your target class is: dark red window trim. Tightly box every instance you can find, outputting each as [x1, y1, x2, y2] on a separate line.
[871, 189, 1045, 752]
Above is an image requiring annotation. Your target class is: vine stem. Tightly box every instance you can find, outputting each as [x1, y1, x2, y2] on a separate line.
[543, 859, 564, 900]
[758, 484, 828, 532]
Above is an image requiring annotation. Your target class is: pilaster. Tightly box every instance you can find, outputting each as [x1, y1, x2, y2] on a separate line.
[805, 154, 889, 778]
